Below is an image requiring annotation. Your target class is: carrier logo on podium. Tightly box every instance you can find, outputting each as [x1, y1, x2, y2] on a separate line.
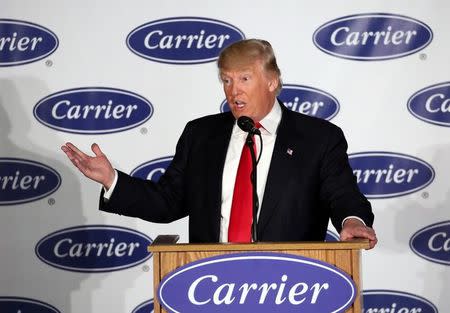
[0, 19, 59, 67]
[0, 158, 61, 205]
[127, 17, 245, 64]
[221, 84, 339, 120]
[363, 290, 438, 313]
[131, 156, 173, 182]
[34, 87, 153, 134]
[158, 252, 356, 313]
[35, 225, 153, 272]
[408, 82, 450, 127]
[410, 221, 450, 265]
[349, 152, 434, 198]
[313, 13, 433, 60]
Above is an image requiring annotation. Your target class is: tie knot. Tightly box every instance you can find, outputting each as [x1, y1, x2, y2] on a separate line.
[255, 122, 262, 129]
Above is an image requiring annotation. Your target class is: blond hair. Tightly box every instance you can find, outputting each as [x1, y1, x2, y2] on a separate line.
[218, 39, 282, 94]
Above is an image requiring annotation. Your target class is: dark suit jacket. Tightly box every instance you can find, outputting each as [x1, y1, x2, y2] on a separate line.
[100, 104, 373, 243]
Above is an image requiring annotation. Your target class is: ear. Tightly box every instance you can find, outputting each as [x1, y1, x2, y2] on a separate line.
[268, 77, 279, 93]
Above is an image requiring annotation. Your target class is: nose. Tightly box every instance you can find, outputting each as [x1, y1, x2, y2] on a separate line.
[231, 82, 241, 96]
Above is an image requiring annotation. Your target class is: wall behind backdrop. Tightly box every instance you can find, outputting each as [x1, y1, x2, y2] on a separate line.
[1, 1, 449, 312]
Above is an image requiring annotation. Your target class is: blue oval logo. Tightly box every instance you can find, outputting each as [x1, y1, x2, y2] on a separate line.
[408, 82, 450, 127]
[35, 225, 153, 273]
[313, 13, 433, 60]
[0, 158, 61, 205]
[349, 152, 435, 198]
[126, 16, 245, 64]
[158, 252, 356, 313]
[363, 290, 438, 313]
[280, 85, 339, 119]
[132, 299, 154, 313]
[0, 297, 61, 313]
[130, 156, 173, 182]
[33, 87, 153, 134]
[220, 84, 339, 120]
[0, 19, 59, 67]
[326, 230, 340, 242]
[410, 221, 450, 265]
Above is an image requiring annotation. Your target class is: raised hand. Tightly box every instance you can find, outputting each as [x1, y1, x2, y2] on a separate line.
[61, 142, 116, 189]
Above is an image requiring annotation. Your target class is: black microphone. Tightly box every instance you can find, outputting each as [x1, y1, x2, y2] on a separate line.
[237, 116, 261, 135]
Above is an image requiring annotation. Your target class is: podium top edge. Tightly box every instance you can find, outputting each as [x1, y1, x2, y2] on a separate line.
[148, 238, 370, 252]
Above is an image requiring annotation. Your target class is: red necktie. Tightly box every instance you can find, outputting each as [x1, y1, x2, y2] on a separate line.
[228, 123, 260, 242]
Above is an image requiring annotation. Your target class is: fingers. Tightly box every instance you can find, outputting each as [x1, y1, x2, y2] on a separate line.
[368, 236, 378, 249]
[65, 142, 87, 158]
[340, 224, 378, 249]
[355, 227, 378, 249]
[61, 142, 91, 172]
[341, 226, 375, 240]
[61, 143, 81, 166]
[352, 226, 376, 240]
[91, 143, 103, 157]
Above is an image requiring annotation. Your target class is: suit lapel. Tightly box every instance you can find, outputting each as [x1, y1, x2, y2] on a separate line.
[205, 113, 234, 241]
[258, 108, 301, 236]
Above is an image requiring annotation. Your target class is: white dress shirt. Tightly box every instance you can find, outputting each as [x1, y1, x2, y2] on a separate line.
[219, 100, 282, 242]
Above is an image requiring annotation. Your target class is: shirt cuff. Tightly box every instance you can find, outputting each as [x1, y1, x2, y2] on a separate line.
[103, 169, 118, 200]
[342, 216, 366, 227]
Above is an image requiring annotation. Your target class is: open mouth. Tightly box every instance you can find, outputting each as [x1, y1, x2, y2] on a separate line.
[234, 100, 245, 109]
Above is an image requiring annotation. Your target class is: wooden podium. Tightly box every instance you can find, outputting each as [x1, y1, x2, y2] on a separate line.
[148, 236, 369, 313]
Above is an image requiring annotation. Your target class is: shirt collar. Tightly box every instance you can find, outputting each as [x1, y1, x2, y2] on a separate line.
[259, 99, 282, 135]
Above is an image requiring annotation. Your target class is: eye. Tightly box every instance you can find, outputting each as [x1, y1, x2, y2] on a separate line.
[221, 77, 230, 85]
[241, 75, 250, 82]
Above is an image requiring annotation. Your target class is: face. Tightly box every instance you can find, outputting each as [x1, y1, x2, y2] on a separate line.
[220, 60, 278, 122]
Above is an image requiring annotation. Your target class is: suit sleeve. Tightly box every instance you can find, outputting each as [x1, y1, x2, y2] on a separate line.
[98, 122, 194, 223]
[319, 126, 374, 232]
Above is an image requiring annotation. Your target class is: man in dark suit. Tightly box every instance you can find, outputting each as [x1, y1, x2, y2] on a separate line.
[61, 39, 377, 248]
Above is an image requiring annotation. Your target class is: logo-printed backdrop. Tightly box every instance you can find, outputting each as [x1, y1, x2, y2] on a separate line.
[1, 1, 448, 312]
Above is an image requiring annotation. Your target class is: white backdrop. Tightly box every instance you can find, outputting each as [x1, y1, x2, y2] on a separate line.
[1, 1, 449, 312]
